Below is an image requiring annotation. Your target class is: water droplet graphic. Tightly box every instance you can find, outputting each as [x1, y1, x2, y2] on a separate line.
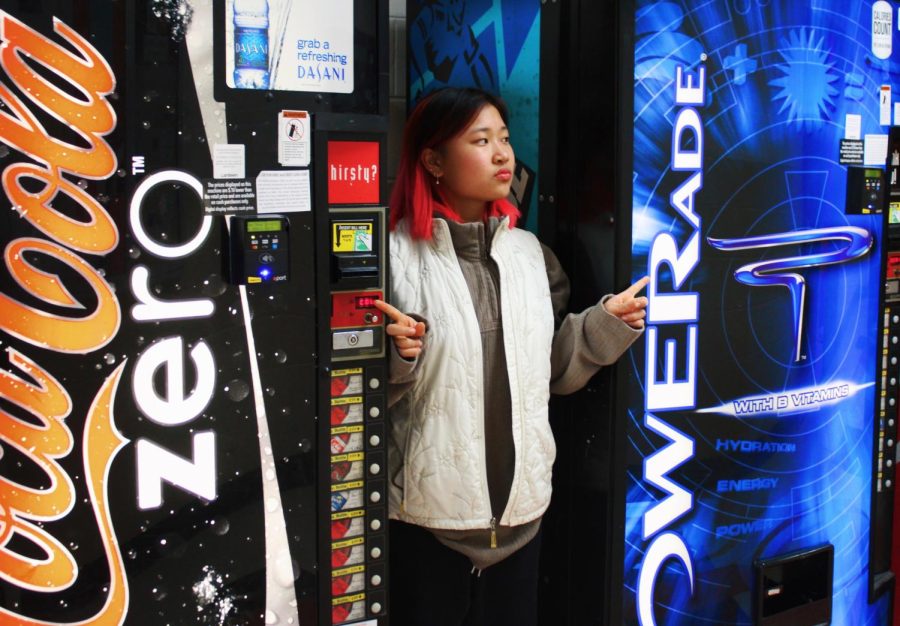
[200, 273, 228, 297]
[224, 379, 250, 402]
[192, 566, 236, 623]
[210, 517, 230, 536]
[150, 0, 194, 41]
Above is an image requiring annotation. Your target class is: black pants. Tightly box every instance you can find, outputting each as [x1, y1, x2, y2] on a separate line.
[388, 520, 541, 626]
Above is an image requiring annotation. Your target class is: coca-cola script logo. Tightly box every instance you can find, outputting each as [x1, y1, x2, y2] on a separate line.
[0, 11, 128, 624]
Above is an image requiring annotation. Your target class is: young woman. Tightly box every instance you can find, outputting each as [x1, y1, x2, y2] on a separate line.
[374, 87, 647, 626]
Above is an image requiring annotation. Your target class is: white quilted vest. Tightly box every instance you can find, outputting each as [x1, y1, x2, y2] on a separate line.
[387, 217, 556, 529]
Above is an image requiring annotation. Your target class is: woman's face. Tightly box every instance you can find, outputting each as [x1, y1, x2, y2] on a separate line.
[423, 104, 515, 221]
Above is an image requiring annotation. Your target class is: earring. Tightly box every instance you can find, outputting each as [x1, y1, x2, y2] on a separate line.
[434, 176, 440, 186]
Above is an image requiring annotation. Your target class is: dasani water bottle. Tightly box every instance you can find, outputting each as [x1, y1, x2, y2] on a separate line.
[233, 0, 270, 89]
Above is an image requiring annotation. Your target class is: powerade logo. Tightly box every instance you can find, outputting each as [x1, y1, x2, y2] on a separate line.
[708, 227, 873, 361]
[637, 64, 704, 625]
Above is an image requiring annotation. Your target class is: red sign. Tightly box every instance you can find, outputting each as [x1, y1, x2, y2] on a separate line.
[328, 141, 380, 204]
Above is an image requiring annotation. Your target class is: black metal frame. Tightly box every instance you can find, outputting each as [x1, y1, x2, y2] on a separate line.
[536, 0, 634, 623]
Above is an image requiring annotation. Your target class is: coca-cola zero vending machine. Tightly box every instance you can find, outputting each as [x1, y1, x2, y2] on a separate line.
[0, 1, 389, 624]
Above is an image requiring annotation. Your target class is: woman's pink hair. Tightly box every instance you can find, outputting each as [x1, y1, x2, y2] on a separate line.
[389, 87, 520, 240]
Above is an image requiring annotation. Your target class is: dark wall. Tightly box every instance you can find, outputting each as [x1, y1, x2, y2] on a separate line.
[538, 1, 631, 625]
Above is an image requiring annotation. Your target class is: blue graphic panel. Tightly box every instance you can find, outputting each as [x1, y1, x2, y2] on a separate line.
[407, 0, 541, 231]
[626, 1, 895, 624]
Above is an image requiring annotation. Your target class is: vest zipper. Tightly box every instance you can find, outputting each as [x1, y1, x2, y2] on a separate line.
[490, 516, 497, 548]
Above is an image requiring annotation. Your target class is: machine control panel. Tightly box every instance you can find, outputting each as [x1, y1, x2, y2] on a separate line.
[328, 365, 387, 625]
[329, 210, 386, 361]
[228, 215, 290, 284]
[880, 256, 900, 495]
[331, 220, 380, 284]
[871, 251, 900, 598]
[327, 206, 388, 624]
[332, 293, 383, 327]
[847, 167, 885, 215]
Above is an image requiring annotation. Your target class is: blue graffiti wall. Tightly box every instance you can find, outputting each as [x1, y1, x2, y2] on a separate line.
[626, 1, 896, 623]
[407, 0, 541, 231]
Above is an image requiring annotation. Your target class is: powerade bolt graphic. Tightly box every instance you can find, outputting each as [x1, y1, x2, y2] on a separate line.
[232, 0, 269, 89]
[708, 227, 873, 361]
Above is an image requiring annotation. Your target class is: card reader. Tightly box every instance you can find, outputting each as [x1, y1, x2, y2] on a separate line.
[228, 215, 290, 284]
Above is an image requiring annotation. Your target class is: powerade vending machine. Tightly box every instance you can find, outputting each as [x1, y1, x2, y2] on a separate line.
[0, 1, 389, 625]
[623, 1, 897, 624]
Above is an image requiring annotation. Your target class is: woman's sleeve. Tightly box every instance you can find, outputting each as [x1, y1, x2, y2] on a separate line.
[543, 245, 643, 395]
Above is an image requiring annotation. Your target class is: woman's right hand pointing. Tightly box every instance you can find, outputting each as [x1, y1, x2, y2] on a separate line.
[374, 300, 427, 359]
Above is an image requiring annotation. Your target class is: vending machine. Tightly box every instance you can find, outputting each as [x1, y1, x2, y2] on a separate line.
[408, 0, 897, 624]
[546, 0, 899, 624]
[0, 1, 390, 624]
[619, 1, 898, 623]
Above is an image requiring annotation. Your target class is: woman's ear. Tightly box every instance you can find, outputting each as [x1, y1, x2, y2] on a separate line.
[421, 148, 443, 178]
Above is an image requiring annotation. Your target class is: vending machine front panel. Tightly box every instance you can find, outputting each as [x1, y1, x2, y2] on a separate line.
[623, 1, 897, 624]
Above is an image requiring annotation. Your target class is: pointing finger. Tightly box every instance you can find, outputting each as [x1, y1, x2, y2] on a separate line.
[624, 276, 650, 297]
[385, 323, 421, 338]
[627, 296, 648, 310]
[620, 309, 646, 322]
[374, 299, 412, 325]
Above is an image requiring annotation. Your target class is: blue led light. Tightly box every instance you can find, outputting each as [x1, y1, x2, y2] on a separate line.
[259, 267, 271, 279]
